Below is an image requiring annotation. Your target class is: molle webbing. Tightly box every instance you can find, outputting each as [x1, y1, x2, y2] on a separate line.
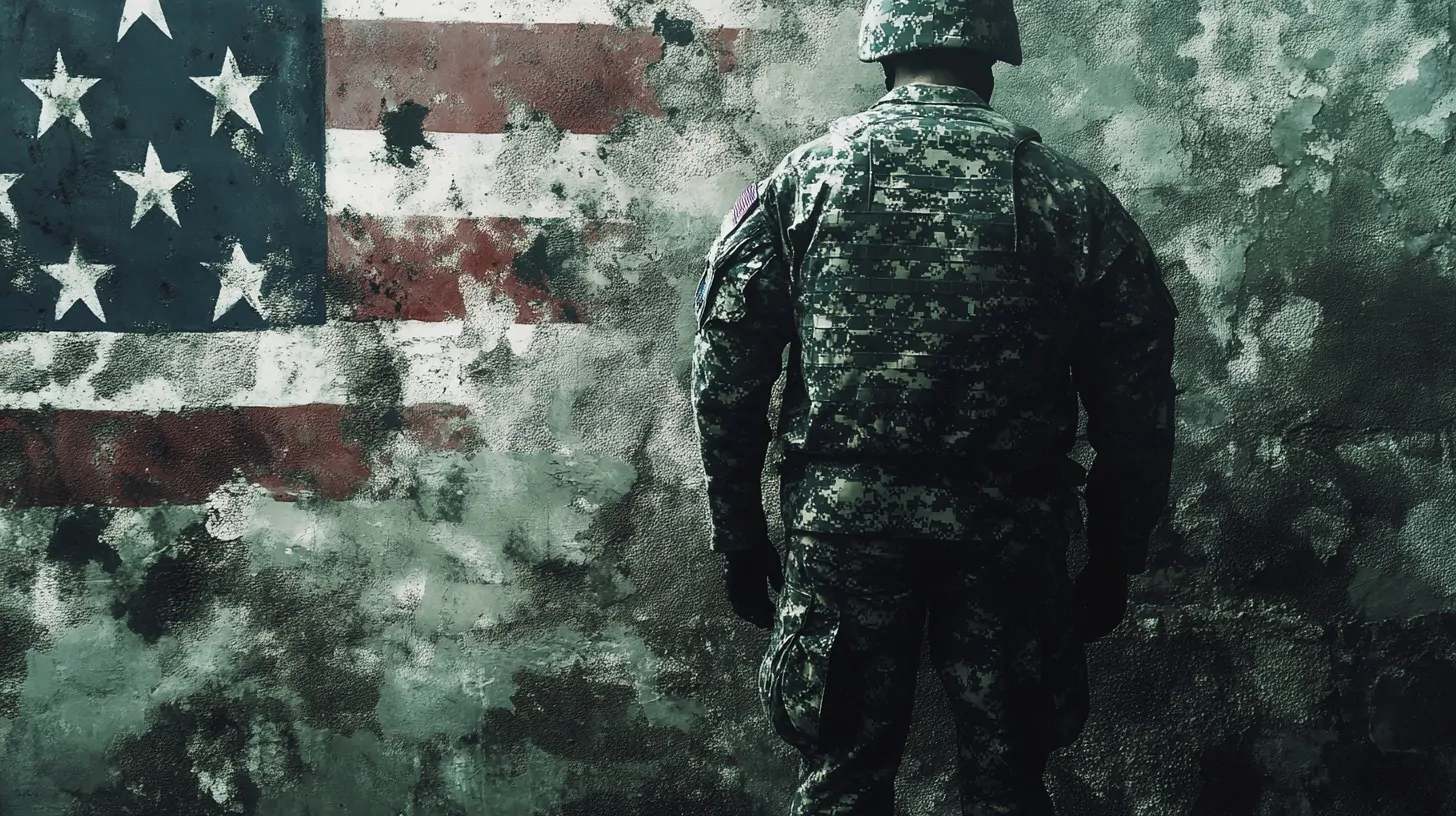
[797, 117, 1024, 409]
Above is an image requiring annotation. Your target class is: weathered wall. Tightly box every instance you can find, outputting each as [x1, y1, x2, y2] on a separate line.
[3, 0, 1456, 814]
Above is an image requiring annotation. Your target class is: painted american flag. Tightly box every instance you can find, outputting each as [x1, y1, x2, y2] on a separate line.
[0, 0, 748, 509]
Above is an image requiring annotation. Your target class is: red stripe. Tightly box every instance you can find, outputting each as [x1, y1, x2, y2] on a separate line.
[583, 219, 637, 246]
[327, 214, 602, 323]
[0, 404, 478, 508]
[325, 20, 741, 134]
[707, 28, 742, 72]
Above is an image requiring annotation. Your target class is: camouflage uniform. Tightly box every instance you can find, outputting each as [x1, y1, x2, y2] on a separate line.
[691, 6, 1177, 814]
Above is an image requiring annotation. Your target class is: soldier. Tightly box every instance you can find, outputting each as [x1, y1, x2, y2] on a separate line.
[690, 0, 1177, 812]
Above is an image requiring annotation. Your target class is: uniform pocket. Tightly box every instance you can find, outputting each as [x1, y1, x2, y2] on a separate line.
[697, 261, 750, 330]
[759, 580, 841, 755]
[697, 220, 772, 330]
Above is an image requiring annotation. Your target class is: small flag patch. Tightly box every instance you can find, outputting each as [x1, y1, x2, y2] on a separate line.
[730, 183, 758, 227]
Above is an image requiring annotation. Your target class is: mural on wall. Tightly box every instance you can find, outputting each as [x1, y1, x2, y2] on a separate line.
[0, 0, 1454, 813]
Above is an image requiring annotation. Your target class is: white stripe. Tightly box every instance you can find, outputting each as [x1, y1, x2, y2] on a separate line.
[0, 320, 539, 412]
[325, 129, 632, 221]
[324, 0, 764, 28]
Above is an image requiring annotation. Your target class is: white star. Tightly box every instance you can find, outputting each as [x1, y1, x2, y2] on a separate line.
[22, 52, 102, 138]
[0, 174, 20, 227]
[205, 242, 269, 321]
[115, 142, 188, 227]
[191, 48, 267, 135]
[44, 244, 113, 322]
[118, 0, 171, 41]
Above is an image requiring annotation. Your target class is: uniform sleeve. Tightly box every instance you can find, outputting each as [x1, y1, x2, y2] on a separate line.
[1071, 186, 1178, 575]
[691, 187, 796, 553]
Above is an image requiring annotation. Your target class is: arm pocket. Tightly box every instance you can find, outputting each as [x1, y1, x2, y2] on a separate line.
[696, 258, 752, 330]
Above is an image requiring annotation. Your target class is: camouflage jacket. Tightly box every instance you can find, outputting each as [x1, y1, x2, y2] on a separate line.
[691, 83, 1177, 573]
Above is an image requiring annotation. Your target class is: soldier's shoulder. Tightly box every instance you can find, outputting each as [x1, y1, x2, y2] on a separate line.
[703, 127, 856, 260]
[974, 104, 1042, 144]
[709, 178, 772, 256]
[1013, 139, 1141, 230]
[774, 110, 880, 173]
[1013, 139, 1109, 199]
[699, 180, 784, 326]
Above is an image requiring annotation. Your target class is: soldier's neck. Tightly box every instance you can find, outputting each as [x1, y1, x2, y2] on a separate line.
[890, 70, 994, 102]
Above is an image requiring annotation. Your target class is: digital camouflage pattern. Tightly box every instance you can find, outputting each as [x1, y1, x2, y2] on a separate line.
[692, 188, 785, 552]
[690, 80, 1176, 814]
[692, 83, 1177, 567]
[857, 0, 1022, 65]
[760, 528, 1085, 814]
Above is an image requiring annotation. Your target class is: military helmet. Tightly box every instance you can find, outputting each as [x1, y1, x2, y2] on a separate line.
[857, 0, 1022, 66]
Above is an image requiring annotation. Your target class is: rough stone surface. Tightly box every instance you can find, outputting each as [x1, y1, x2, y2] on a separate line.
[2, 0, 1455, 814]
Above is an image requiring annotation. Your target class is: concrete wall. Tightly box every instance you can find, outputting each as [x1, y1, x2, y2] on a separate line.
[2, 0, 1455, 813]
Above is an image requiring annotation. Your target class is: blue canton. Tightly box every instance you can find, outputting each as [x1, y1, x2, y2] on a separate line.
[0, 0, 326, 332]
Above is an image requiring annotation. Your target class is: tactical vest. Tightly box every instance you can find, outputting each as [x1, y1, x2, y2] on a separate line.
[786, 105, 1054, 472]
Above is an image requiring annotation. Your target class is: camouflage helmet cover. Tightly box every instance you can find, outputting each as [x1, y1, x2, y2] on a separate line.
[857, 0, 1022, 65]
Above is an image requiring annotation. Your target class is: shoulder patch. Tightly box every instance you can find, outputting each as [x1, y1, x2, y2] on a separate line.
[729, 183, 760, 229]
[695, 267, 712, 313]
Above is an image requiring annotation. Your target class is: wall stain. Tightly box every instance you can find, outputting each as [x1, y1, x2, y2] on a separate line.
[67, 690, 303, 816]
[381, 100, 433, 168]
[109, 522, 237, 644]
[511, 220, 588, 316]
[653, 10, 696, 47]
[46, 507, 120, 574]
[339, 329, 406, 457]
[0, 601, 42, 718]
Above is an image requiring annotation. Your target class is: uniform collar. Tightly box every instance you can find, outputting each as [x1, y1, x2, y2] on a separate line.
[872, 83, 990, 109]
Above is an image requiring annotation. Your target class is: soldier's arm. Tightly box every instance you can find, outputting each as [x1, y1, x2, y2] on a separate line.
[1071, 189, 1178, 576]
[691, 184, 795, 553]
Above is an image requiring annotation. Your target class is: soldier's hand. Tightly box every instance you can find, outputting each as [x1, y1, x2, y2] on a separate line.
[1074, 558, 1129, 643]
[722, 545, 785, 629]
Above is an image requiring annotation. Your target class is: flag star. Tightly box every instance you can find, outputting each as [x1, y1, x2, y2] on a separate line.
[0, 174, 20, 227]
[22, 52, 102, 138]
[115, 142, 188, 227]
[205, 242, 269, 321]
[191, 48, 267, 135]
[44, 244, 113, 322]
[118, 0, 171, 41]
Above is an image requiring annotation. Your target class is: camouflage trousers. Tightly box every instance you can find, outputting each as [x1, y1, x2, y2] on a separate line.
[758, 522, 1089, 816]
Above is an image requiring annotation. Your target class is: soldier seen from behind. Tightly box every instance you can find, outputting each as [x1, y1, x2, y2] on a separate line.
[690, 0, 1179, 813]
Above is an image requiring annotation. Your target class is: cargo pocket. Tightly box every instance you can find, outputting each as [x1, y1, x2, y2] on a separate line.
[759, 580, 841, 755]
[697, 264, 749, 330]
[697, 224, 766, 331]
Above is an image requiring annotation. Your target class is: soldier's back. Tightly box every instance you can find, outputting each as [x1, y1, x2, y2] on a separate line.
[774, 92, 1139, 298]
[760, 84, 1139, 542]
